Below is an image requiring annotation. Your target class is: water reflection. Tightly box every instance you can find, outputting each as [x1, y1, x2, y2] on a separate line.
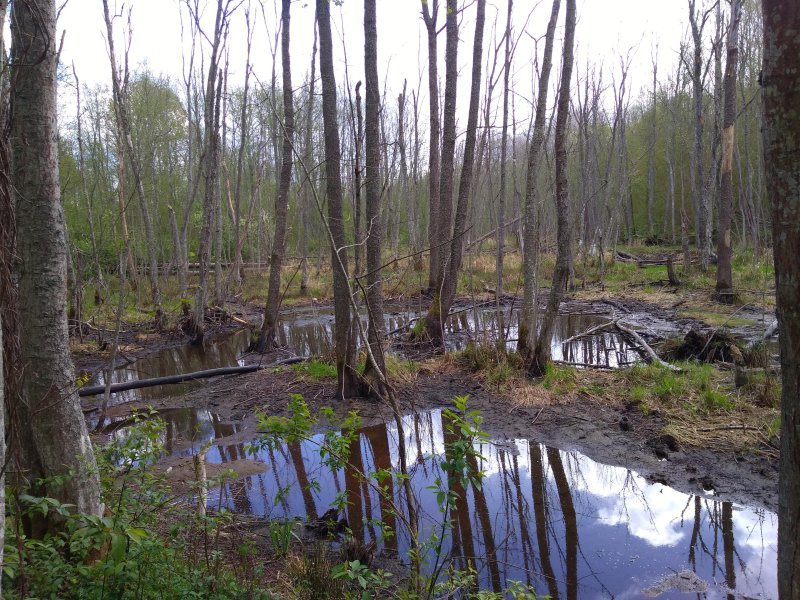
[280, 306, 639, 368]
[88, 329, 251, 405]
[103, 407, 242, 457]
[202, 409, 776, 598]
[87, 308, 638, 406]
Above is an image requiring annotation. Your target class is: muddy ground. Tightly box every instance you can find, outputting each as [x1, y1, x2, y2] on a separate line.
[75, 293, 779, 515]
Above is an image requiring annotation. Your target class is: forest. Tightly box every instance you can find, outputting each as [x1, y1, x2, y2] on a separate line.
[0, 0, 798, 598]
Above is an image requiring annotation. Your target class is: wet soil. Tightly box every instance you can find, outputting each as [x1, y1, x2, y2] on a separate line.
[79, 293, 779, 514]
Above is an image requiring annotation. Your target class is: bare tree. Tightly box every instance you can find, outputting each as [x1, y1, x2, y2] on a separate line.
[231, 5, 254, 291]
[424, 0, 486, 345]
[257, 0, 295, 351]
[421, 0, 441, 291]
[518, 0, 561, 358]
[361, 0, 388, 394]
[11, 0, 102, 530]
[102, 1, 165, 326]
[300, 18, 318, 296]
[687, 0, 715, 271]
[496, 0, 513, 306]
[761, 1, 800, 595]
[529, 0, 576, 377]
[317, 0, 359, 398]
[715, 0, 743, 302]
[192, 0, 228, 344]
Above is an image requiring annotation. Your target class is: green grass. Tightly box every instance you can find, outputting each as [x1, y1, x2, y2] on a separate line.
[292, 358, 337, 380]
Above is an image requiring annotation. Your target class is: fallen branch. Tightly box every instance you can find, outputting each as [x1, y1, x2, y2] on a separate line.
[78, 356, 307, 397]
[761, 319, 778, 340]
[698, 424, 759, 433]
[559, 320, 614, 345]
[614, 321, 682, 371]
[552, 360, 615, 371]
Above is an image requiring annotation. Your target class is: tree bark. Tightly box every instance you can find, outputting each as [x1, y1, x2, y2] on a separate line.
[715, 0, 743, 302]
[496, 0, 513, 309]
[361, 0, 387, 393]
[689, 0, 711, 271]
[761, 2, 800, 596]
[193, 0, 226, 345]
[258, 0, 295, 352]
[518, 0, 560, 358]
[422, 0, 441, 291]
[300, 20, 318, 296]
[529, 0, 576, 377]
[11, 0, 102, 529]
[424, 0, 486, 345]
[317, 0, 358, 398]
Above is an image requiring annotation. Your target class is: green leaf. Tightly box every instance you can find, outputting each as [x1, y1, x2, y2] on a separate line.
[111, 532, 127, 562]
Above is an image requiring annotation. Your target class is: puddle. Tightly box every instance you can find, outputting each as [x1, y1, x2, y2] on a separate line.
[101, 407, 243, 458]
[85, 307, 637, 405]
[281, 305, 638, 368]
[194, 408, 777, 598]
[86, 329, 251, 405]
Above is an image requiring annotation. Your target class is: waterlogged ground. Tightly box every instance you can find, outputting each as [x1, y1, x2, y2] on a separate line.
[115, 406, 777, 598]
[85, 304, 642, 407]
[80, 298, 779, 598]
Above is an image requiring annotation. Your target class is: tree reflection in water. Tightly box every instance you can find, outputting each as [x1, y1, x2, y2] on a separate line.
[195, 407, 776, 597]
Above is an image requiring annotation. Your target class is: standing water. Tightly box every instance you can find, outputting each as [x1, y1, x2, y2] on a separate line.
[178, 407, 777, 599]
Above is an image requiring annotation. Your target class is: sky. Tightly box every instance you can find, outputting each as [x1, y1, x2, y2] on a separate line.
[56, 0, 692, 125]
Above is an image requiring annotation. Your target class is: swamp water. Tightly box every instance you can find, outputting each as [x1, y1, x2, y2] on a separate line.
[126, 407, 777, 599]
[87, 307, 638, 406]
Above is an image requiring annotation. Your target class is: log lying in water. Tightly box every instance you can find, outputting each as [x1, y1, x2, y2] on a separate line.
[78, 356, 306, 397]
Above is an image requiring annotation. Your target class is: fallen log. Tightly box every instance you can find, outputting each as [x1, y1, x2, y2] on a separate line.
[614, 321, 682, 372]
[78, 356, 306, 397]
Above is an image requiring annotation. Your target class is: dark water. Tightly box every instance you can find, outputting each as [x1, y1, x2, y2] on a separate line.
[100, 407, 242, 458]
[87, 329, 251, 405]
[87, 307, 637, 405]
[174, 407, 776, 599]
[277, 305, 638, 367]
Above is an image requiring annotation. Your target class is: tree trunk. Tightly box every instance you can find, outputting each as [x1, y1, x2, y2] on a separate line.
[102, 0, 164, 324]
[317, 0, 358, 398]
[715, 0, 743, 302]
[424, 0, 486, 345]
[496, 0, 513, 308]
[10, 0, 102, 529]
[232, 9, 253, 291]
[689, 0, 710, 270]
[434, 2, 458, 293]
[361, 0, 387, 394]
[193, 0, 225, 345]
[761, 2, 800, 596]
[0, 0, 7, 580]
[422, 0, 441, 291]
[529, 0, 576, 377]
[300, 21, 318, 296]
[258, 0, 295, 352]
[518, 0, 560, 358]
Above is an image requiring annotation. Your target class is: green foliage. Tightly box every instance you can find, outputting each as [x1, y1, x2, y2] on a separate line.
[3, 412, 274, 599]
[268, 519, 299, 557]
[293, 359, 338, 381]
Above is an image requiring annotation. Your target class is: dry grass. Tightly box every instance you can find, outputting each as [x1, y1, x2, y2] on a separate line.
[449, 347, 780, 454]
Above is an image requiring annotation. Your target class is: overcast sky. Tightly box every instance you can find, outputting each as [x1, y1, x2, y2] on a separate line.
[57, 1, 693, 124]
